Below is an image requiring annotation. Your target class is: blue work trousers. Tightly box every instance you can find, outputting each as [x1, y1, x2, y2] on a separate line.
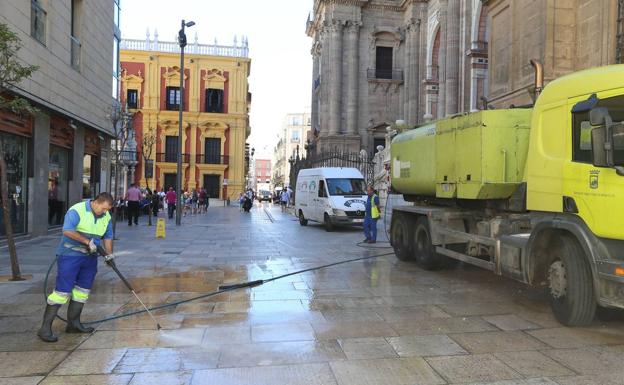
[55, 254, 98, 293]
[364, 217, 378, 241]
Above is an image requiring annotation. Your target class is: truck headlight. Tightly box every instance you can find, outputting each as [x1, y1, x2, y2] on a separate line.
[332, 209, 346, 216]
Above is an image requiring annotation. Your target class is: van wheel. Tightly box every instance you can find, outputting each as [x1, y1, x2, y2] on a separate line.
[324, 213, 334, 232]
[413, 217, 439, 270]
[391, 214, 412, 261]
[299, 211, 308, 226]
[548, 235, 596, 326]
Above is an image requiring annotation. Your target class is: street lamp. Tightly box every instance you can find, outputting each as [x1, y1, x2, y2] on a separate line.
[176, 19, 195, 226]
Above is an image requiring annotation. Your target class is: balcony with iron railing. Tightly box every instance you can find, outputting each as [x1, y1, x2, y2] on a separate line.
[367, 68, 404, 83]
[196, 154, 229, 165]
[156, 153, 190, 163]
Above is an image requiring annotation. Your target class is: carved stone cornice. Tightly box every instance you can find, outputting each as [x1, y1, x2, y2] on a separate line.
[345, 20, 363, 33]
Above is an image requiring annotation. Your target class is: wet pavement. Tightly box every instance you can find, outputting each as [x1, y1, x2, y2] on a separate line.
[0, 201, 623, 384]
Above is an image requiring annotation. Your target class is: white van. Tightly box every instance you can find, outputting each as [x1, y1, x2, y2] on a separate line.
[295, 167, 368, 231]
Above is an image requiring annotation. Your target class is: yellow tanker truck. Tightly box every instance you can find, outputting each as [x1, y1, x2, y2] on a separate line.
[390, 63, 624, 326]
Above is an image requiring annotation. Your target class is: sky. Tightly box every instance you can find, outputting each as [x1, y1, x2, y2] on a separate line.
[120, 0, 313, 158]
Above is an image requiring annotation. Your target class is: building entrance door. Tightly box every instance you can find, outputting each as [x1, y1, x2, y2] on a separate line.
[203, 175, 220, 198]
[164, 173, 177, 191]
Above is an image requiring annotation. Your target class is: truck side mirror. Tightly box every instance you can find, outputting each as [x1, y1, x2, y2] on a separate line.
[591, 126, 609, 167]
[589, 107, 609, 126]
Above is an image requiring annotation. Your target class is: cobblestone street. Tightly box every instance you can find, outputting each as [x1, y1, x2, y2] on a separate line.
[0, 203, 623, 385]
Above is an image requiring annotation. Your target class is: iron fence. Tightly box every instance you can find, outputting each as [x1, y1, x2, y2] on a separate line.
[289, 149, 375, 190]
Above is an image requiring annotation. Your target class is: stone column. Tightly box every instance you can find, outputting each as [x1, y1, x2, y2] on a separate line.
[407, 18, 421, 126]
[329, 20, 343, 136]
[437, 1, 448, 118]
[320, 23, 331, 137]
[444, 0, 460, 115]
[346, 21, 361, 136]
[311, 42, 320, 135]
[29, 113, 50, 236]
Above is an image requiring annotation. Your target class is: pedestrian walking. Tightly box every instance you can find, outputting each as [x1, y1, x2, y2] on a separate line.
[363, 186, 381, 244]
[166, 187, 176, 219]
[238, 192, 244, 212]
[191, 188, 199, 215]
[280, 187, 290, 212]
[125, 183, 141, 226]
[37, 192, 114, 342]
[198, 188, 207, 214]
[151, 188, 160, 217]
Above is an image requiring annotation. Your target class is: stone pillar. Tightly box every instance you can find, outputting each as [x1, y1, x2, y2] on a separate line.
[438, 0, 448, 118]
[311, 43, 320, 135]
[320, 23, 331, 137]
[346, 21, 361, 136]
[329, 20, 343, 136]
[444, 0, 460, 116]
[29, 113, 50, 236]
[407, 18, 421, 126]
[68, 126, 85, 206]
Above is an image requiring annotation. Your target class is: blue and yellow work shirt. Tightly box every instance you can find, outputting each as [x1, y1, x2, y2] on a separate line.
[56, 200, 113, 256]
[365, 194, 380, 219]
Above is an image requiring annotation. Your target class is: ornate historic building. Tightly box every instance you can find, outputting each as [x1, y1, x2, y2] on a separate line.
[120, 33, 251, 200]
[308, 0, 621, 154]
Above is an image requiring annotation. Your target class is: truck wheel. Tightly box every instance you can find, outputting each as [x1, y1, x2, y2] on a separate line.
[391, 215, 412, 261]
[413, 217, 439, 270]
[299, 211, 308, 226]
[547, 236, 596, 326]
[299, 210, 308, 226]
[324, 213, 334, 232]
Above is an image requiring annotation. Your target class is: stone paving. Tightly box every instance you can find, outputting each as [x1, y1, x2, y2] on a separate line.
[0, 202, 623, 384]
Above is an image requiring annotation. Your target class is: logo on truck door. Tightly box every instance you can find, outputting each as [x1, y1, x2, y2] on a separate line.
[589, 170, 599, 189]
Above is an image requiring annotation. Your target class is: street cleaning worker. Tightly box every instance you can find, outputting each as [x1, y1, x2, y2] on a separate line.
[37, 192, 114, 342]
[364, 186, 381, 244]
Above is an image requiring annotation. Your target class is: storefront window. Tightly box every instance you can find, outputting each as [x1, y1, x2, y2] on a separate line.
[0, 132, 28, 236]
[49, 145, 69, 227]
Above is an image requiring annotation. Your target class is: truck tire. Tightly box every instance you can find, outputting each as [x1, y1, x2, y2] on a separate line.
[391, 214, 412, 261]
[324, 213, 334, 232]
[299, 211, 308, 226]
[547, 235, 596, 326]
[413, 217, 439, 270]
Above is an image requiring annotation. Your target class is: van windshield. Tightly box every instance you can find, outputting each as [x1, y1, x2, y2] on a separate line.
[326, 178, 366, 196]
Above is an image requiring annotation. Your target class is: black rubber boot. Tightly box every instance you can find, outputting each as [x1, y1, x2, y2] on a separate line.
[37, 304, 61, 342]
[65, 300, 94, 333]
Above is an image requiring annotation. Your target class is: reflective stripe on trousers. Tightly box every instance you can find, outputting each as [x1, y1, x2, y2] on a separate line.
[71, 286, 90, 303]
[47, 290, 70, 305]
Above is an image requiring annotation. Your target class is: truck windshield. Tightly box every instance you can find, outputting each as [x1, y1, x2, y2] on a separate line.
[326, 178, 366, 196]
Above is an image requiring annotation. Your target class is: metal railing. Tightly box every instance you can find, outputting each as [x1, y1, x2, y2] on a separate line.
[156, 153, 190, 163]
[290, 149, 375, 190]
[196, 154, 229, 165]
[120, 38, 249, 58]
[367, 68, 404, 81]
[70, 36, 81, 70]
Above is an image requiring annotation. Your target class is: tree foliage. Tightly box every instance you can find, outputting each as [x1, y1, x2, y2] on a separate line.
[0, 23, 39, 115]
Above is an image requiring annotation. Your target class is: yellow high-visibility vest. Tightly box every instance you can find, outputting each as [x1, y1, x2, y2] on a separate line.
[371, 194, 380, 219]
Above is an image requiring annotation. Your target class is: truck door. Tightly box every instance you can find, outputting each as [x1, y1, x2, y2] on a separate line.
[564, 93, 624, 239]
[315, 179, 329, 221]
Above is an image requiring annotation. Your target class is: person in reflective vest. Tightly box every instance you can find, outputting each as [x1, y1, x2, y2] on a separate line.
[37, 192, 114, 342]
[364, 186, 381, 244]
